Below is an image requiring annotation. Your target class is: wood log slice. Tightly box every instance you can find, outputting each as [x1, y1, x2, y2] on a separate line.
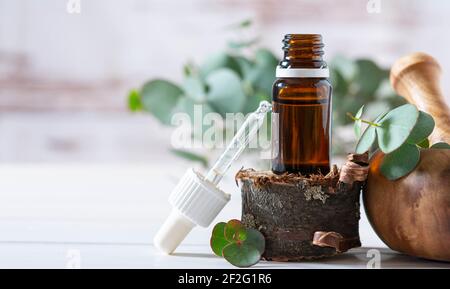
[235, 155, 368, 261]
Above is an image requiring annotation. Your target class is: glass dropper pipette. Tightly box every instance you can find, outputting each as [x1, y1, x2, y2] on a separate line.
[204, 100, 272, 185]
[154, 101, 271, 254]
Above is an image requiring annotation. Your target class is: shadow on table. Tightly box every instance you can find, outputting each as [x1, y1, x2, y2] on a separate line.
[323, 247, 450, 269]
[173, 247, 450, 268]
[172, 252, 220, 259]
[173, 247, 450, 269]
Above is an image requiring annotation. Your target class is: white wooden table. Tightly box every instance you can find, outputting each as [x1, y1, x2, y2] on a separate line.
[0, 164, 447, 269]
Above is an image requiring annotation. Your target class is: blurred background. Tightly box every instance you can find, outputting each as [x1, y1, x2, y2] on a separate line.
[1, 0, 450, 164]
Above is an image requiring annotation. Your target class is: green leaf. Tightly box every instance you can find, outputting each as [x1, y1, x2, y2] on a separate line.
[182, 76, 206, 102]
[140, 80, 183, 125]
[224, 219, 246, 242]
[380, 143, 420, 180]
[254, 48, 279, 67]
[222, 242, 261, 268]
[237, 19, 252, 28]
[210, 222, 228, 256]
[407, 111, 435, 144]
[228, 38, 259, 50]
[171, 98, 217, 139]
[417, 138, 430, 148]
[353, 105, 365, 138]
[245, 228, 265, 255]
[246, 48, 279, 97]
[330, 69, 348, 100]
[354, 59, 385, 97]
[243, 91, 270, 114]
[375, 78, 399, 99]
[234, 56, 254, 80]
[355, 105, 365, 119]
[128, 89, 142, 112]
[170, 149, 209, 167]
[227, 19, 252, 30]
[330, 55, 357, 80]
[356, 126, 376, 154]
[376, 104, 419, 154]
[354, 121, 362, 139]
[172, 97, 215, 120]
[430, 142, 450, 149]
[199, 52, 242, 79]
[374, 111, 388, 123]
[206, 68, 246, 115]
[183, 62, 196, 77]
[210, 219, 265, 268]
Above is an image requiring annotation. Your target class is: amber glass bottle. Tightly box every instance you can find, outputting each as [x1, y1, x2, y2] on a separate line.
[271, 34, 332, 175]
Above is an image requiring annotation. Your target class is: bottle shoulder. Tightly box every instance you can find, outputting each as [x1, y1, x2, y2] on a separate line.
[273, 78, 332, 88]
[272, 78, 332, 102]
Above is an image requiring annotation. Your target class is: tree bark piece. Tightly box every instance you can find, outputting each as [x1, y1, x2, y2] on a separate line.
[235, 153, 368, 261]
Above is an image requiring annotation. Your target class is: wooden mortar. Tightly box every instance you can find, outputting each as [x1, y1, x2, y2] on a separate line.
[364, 52, 450, 262]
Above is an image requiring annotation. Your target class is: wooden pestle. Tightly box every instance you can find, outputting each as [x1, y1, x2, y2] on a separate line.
[390, 52, 450, 144]
[364, 52, 450, 262]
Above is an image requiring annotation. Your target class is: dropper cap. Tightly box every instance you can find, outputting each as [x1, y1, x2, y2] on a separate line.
[154, 168, 230, 254]
[154, 101, 272, 254]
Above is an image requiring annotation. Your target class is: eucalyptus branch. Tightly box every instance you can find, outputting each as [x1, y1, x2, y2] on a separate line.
[346, 112, 381, 127]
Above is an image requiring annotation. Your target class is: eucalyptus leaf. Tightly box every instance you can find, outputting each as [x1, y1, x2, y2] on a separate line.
[356, 126, 376, 154]
[355, 105, 364, 119]
[172, 97, 216, 139]
[243, 91, 270, 114]
[183, 62, 196, 77]
[172, 97, 215, 120]
[222, 242, 261, 268]
[210, 219, 265, 268]
[417, 138, 430, 148]
[224, 219, 246, 242]
[206, 68, 246, 115]
[244, 228, 265, 255]
[330, 55, 357, 80]
[227, 19, 252, 30]
[238, 19, 252, 28]
[128, 89, 142, 112]
[199, 52, 242, 79]
[228, 38, 259, 50]
[380, 143, 420, 180]
[234, 56, 254, 80]
[210, 222, 228, 256]
[254, 48, 279, 67]
[354, 59, 385, 97]
[375, 78, 399, 99]
[140, 80, 184, 125]
[407, 111, 435, 144]
[376, 104, 419, 154]
[430, 142, 450, 149]
[242, 80, 255, 98]
[374, 110, 389, 123]
[182, 76, 206, 102]
[330, 69, 348, 99]
[353, 105, 365, 138]
[246, 48, 279, 97]
[354, 121, 362, 139]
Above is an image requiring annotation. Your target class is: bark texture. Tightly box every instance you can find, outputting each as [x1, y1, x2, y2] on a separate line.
[235, 154, 368, 261]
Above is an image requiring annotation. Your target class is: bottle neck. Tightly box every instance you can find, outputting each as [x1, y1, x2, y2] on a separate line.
[280, 34, 327, 69]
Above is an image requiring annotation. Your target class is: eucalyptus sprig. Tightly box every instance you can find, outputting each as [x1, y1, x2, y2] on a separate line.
[348, 104, 449, 180]
[128, 19, 405, 164]
[210, 219, 265, 268]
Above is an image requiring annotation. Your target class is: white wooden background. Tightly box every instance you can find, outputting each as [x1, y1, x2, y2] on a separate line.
[1, 0, 450, 162]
